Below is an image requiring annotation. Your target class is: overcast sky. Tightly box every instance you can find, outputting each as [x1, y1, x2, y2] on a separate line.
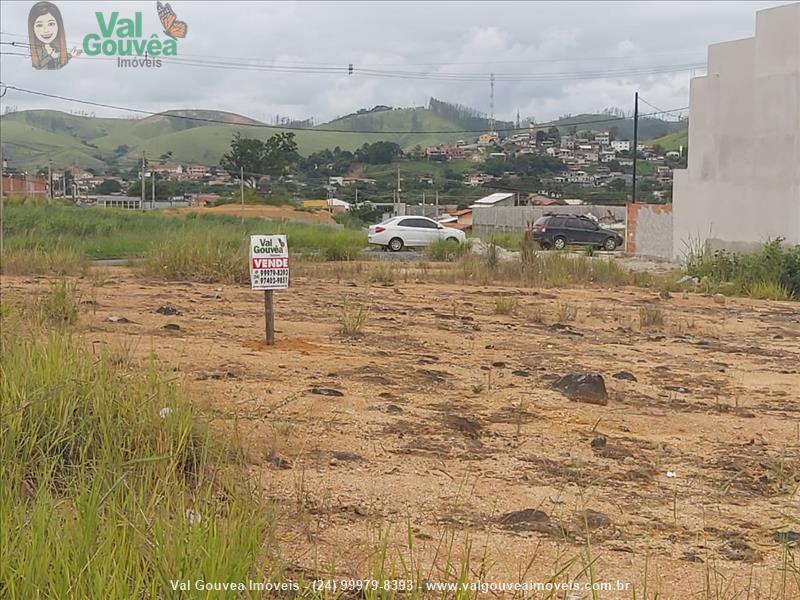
[0, 1, 791, 124]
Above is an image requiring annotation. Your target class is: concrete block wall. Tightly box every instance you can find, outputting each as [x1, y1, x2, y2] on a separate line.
[626, 204, 673, 259]
[472, 205, 626, 236]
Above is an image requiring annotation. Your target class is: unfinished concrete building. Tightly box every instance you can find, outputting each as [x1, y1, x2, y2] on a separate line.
[672, 2, 800, 260]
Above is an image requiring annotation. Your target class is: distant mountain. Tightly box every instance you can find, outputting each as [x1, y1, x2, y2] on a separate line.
[544, 113, 687, 141]
[0, 100, 686, 171]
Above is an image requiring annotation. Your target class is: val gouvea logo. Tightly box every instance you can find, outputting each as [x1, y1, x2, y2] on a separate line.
[80, 1, 188, 68]
[28, 1, 82, 70]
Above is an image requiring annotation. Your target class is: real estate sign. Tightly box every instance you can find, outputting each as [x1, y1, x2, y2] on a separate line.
[249, 235, 289, 290]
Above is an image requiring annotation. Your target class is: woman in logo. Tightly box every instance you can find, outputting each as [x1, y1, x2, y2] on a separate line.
[28, 1, 81, 70]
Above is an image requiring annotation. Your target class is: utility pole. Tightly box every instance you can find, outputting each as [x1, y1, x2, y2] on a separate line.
[489, 73, 495, 135]
[240, 166, 244, 224]
[631, 91, 639, 204]
[47, 160, 52, 202]
[140, 151, 145, 210]
[396, 167, 401, 212]
[422, 191, 425, 216]
[435, 190, 439, 219]
[151, 169, 155, 209]
[0, 144, 4, 256]
[354, 187, 358, 207]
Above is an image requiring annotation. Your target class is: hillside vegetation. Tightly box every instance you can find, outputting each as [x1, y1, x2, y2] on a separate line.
[648, 129, 689, 152]
[0, 99, 686, 171]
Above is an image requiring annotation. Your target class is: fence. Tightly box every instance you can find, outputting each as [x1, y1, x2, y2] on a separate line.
[472, 205, 627, 236]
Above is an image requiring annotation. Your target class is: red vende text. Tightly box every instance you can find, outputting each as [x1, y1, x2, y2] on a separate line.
[251, 257, 289, 269]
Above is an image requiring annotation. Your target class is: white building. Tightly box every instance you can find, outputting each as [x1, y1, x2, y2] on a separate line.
[611, 140, 631, 152]
[594, 132, 610, 145]
[672, 2, 799, 258]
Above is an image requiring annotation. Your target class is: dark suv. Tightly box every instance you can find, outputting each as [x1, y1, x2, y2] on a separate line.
[531, 214, 623, 251]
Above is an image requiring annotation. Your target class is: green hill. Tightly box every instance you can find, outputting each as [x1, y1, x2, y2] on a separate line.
[546, 113, 687, 141]
[0, 101, 688, 172]
[648, 129, 689, 151]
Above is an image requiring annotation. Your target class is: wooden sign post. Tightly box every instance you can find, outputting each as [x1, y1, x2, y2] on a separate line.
[249, 235, 289, 345]
[264, 289, 275, 345]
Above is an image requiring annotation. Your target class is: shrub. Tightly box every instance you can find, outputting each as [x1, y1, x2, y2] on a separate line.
[425, 238, 470, 261]
[557, 303, 578, 322]
[639, 304, 665, 328]
[686, 239, 800, 300]
[34, 280, 82, 327]
[493, 296, 519, 315]
[339, 298, 369, 337]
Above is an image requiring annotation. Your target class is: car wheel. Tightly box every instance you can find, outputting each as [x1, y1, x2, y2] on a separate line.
[388, 237, 404, 252]
[553, 236, 567, 251]
[603, 237, 618, 251]
[446, 237, 460, 244]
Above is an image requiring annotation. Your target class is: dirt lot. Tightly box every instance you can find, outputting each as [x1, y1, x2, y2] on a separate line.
[5, 268, 799, 597]
[165, 204, 336, 224]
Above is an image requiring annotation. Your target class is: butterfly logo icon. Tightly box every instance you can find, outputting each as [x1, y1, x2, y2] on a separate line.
[157, 2, 187, 39]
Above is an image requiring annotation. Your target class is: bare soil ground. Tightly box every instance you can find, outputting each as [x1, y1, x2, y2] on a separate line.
[4, 268, 799, 597]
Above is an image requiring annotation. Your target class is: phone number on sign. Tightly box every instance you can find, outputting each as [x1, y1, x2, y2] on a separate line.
[311, 580, 417, 593]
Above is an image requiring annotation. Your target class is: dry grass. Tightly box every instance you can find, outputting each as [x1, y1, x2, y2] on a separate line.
[639, 304, 665, 328]
[493, 296, 519, 315]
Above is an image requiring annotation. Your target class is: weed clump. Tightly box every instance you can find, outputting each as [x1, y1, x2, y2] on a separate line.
[339, 298, 370, 337]
[686, 239, 800, 299]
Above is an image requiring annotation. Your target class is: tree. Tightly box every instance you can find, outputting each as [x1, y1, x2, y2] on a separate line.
[608, 178, 627, 193]
[95, 179, 122, 194]
[354, 141, 401, 164]
[220, 132, 298, 182]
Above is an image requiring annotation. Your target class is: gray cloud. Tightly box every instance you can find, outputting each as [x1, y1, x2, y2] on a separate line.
[0, 1, 791, 123]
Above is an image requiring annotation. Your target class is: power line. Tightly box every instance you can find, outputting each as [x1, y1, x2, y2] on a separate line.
[0, 83, 688, 135]
[0, 30, 708, 66]
[1, 33, 706, 82]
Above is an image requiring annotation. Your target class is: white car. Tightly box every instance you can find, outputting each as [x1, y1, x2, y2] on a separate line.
[368, 216, 467, 251]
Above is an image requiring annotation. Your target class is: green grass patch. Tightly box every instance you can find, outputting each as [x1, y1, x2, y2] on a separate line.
[4, 205, 367, 278]
[0, 302, 275, 598]
[1, 246, 88, 276]
[424, 238, 471, 261]
[485, 232, 523, 251]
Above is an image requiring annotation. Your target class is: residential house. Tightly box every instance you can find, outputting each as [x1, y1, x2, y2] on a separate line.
[566, 171, 592, 185]
[466, 174, 496, 186]
[185, 164, 209, 179]
[438, 208, 473, 232]
[67, 165, 93, 182]
[154, 163, 184, 177]
[611, 140, 631, 152]
[600, 150, 618, 163]
[594, 132, 610, 145]
[425, 145, 466, 160]
[527, 193, 565, 206]
[470, 192, 516, 208]
[656, 166, 673, 183]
